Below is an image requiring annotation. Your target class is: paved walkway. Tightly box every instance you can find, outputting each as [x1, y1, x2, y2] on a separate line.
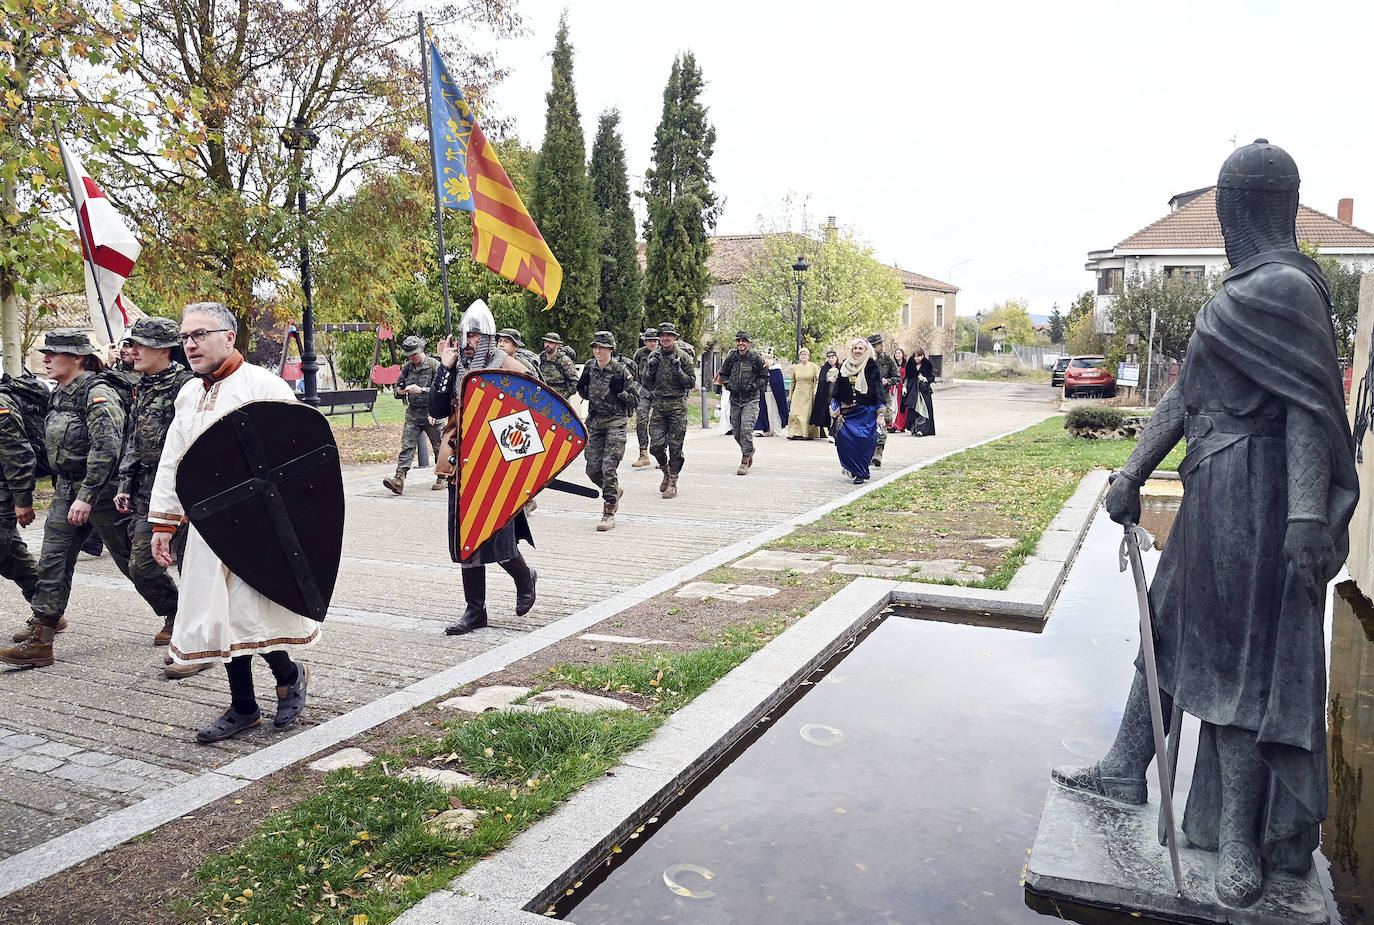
[0, 380, 1056, 859]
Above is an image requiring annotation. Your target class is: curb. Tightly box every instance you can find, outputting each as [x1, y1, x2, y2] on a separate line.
[0, 415, 1054, 900]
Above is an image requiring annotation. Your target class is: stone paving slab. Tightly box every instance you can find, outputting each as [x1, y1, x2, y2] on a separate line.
[0, 381, 1057, 891]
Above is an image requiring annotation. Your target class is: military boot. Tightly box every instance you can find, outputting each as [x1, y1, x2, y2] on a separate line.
[153, 615, 175, 646]
[631, 448, 652, 468]
[13, 616, 67, 642]
[737, 451, 753, 476]
[432, 474, 446, 491]
[0, 622, 56, 668]
[382, 467, 407, 494]
[871, 446, 884, 468]
[662, 474, 678, 500]
[597, 501, 616, 532]
[658, 464, 671, 493]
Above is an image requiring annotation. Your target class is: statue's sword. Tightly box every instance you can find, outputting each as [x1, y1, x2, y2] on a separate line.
[1120, 522, 1184, 898]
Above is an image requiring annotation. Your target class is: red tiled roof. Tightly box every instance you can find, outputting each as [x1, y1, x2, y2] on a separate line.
[1116, 187, 1374, 250]
[891, 266, 957, 294]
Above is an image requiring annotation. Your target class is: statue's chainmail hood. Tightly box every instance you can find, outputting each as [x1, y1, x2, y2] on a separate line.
[1216, 139, 1300, 266]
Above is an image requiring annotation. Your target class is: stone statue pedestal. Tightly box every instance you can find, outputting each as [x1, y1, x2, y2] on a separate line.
[1026, 782, 1327, 924]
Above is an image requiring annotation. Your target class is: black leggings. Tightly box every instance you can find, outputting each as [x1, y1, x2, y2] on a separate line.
[225, 651, 298, 715]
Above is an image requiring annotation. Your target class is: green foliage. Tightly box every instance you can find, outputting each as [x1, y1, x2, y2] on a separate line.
[1064, 405, 1127, 430]
[1105, 267, 1223, 363]
[524, 15, 599, 349]
[1048, 305, 1066, 343]
[954, 315, 978, 351]
[1067, 291, 1095, 324]
[732, 202, 904, 357]
[981, 298, 1035, 345]
[1301, 242, 1364, 361]
[588, 108, 643, 353]
[642, 51, 718, 343]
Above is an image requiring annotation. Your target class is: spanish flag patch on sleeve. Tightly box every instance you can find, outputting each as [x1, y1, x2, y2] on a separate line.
[0, 408, 9, 415]
[91, 395, 108, 403]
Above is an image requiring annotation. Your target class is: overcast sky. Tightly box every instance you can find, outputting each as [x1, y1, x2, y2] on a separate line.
[472, 0, 1374, 318]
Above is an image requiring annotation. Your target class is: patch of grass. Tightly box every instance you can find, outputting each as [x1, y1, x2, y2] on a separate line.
[547, 619, 784, 711]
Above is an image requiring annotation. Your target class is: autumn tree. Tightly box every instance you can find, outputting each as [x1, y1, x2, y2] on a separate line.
[588, 108, 642, 353]
[981, 298, 1035, 346]
[1106, 267, 1223, 362]
[642, 51, 717, 343]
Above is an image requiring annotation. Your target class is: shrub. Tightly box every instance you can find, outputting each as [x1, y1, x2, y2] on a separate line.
[1064, 406, 1127, 431]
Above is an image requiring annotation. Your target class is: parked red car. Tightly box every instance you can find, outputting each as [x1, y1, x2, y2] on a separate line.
[1063, 356, 1117, 398]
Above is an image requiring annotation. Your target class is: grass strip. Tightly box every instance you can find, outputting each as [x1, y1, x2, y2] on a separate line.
[187, 620, 781, 924]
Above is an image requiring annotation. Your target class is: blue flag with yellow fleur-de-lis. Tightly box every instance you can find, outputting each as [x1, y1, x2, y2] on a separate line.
[428, 41, 561, 307]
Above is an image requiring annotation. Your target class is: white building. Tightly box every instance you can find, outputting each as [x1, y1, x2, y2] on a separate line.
[1085, 188, 1374, 327]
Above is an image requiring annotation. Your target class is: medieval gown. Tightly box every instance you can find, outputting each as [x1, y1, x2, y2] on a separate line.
[787, 361, 820, 438]
[149, 358, 323, 664]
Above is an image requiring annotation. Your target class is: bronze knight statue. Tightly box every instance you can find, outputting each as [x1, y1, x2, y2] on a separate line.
[1053, 140, 1359, 908]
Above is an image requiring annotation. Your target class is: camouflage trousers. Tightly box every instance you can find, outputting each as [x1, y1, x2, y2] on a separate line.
[31, 485, 179, 625]
[729, 396, 760, 457]
[0, 487, 38, 602]
[875, 390, 895, 449]
[398, 415, 442, 470]
[585, 418, 628, 503]
[130, 496, 185, 585]
[649, 401, 688, 475]
[635, 390, 652, 451]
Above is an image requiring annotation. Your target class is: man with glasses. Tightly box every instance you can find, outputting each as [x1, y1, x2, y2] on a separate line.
[0, 329, 179, 668]
[144, 302, 316, 743]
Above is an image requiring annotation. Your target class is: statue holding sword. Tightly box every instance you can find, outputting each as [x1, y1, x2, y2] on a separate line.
[1052, 140, 1358, 909]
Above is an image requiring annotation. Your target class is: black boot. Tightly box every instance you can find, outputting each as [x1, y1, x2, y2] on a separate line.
[446, 567, 488, 635]
[502, 554, 537, 616]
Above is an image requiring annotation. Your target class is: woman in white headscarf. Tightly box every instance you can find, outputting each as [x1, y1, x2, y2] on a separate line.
[827, 337, 883, 483]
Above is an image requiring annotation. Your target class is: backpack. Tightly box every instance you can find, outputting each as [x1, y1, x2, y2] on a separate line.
[0, 372, 52, 477]
[84, 368, 135, 412]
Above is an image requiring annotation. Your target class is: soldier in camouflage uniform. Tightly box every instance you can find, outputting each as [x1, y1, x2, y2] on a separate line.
[630, 328, 658, 468]
[714, 330, 769, 475]
[642, 322, 695, 500]
[112, 317, 198, 659]
[539, 333, 579, 397]
[0, 376, 39, 610]
[576, 331, 635, 531]
[383, 336, 446, 495]
[498, 328, 541, 376]
[0, 330, 180, 668]
[868, 333, 901, 468]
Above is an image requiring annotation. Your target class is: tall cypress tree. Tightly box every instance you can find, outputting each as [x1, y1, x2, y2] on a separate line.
[525, 14, 599, 349]
[589, 108, 643, 353]
[642, 52, 718, 344]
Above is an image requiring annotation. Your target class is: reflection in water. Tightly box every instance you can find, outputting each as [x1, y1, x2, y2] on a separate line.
[559, 510, 1373, 924]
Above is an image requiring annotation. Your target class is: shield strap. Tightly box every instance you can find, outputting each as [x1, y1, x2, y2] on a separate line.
[186, 409, 339, 621]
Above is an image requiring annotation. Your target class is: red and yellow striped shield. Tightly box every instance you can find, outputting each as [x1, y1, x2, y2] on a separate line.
[457, 369, 586, 561]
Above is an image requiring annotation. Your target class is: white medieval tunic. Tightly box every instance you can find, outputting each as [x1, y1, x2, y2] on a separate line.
[148, 359, 323, 664]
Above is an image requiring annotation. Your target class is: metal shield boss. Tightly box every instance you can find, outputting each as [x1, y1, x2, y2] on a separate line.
[176, 400, 345, 621]
[457, 369, 586, 561]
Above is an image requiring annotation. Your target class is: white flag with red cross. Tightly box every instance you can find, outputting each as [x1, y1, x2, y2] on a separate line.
[56, 133, 141, 346]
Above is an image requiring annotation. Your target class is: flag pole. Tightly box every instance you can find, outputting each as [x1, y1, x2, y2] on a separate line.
[54, 122, 116, 345]
[419, 13, 455, 339]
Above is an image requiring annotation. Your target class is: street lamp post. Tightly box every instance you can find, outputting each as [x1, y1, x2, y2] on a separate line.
[792, 255, 808, 362]
[974, 311, 983, 356]
[280, 115, 321, 406]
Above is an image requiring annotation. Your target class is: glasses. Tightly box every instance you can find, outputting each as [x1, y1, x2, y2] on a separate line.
[179, 328, 231, 345]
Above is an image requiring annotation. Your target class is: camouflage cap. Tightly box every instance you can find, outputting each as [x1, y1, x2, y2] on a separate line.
[642, 328, 659, 341]
[867, 333, 885, 346]
[591, 330, 616, 349]
[542, 332, 562, 345]
[401, 335, 425, 356]
[657, 322, 678, 336]
[734, 330, 752, 342]
[497, 328, 525, 347]
[125, 317, 182, 349]
[41, 328, 98, 356]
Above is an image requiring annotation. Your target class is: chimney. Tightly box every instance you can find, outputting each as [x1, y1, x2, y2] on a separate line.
[1338, 198, 1354, 224]
[825, 216, 837, 243]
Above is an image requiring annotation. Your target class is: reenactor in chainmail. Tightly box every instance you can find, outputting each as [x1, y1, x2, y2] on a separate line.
[383, 336, 445, 495]
[539, 333, 580, 397]
[642, 322, 695, 500]
[576, 331, 636, 531]
[112, 317, 199, 664]
[868, 332, 901, 468]
[0, 330, 179, 668]
[497, 328, 541, 376]
[630, 328, 658, 468]
[0, 375, 39, 609]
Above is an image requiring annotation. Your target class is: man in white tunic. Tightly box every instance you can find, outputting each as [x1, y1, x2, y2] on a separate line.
[149, 302, 316, 743]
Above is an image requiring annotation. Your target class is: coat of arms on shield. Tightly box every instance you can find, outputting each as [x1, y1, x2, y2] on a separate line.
[457, 369, 586, 560]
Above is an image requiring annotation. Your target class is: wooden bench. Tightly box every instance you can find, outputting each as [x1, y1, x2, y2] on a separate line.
[303, 388, 379, 427]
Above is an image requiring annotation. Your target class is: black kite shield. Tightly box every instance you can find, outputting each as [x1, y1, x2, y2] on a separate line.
[177, 400, 344, 621]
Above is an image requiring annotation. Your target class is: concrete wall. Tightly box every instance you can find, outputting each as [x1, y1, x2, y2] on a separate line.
[1347, 274, 1374, 595]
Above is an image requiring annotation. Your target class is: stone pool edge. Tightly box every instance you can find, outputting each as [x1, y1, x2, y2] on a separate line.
[394, 470, 1114, 924]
